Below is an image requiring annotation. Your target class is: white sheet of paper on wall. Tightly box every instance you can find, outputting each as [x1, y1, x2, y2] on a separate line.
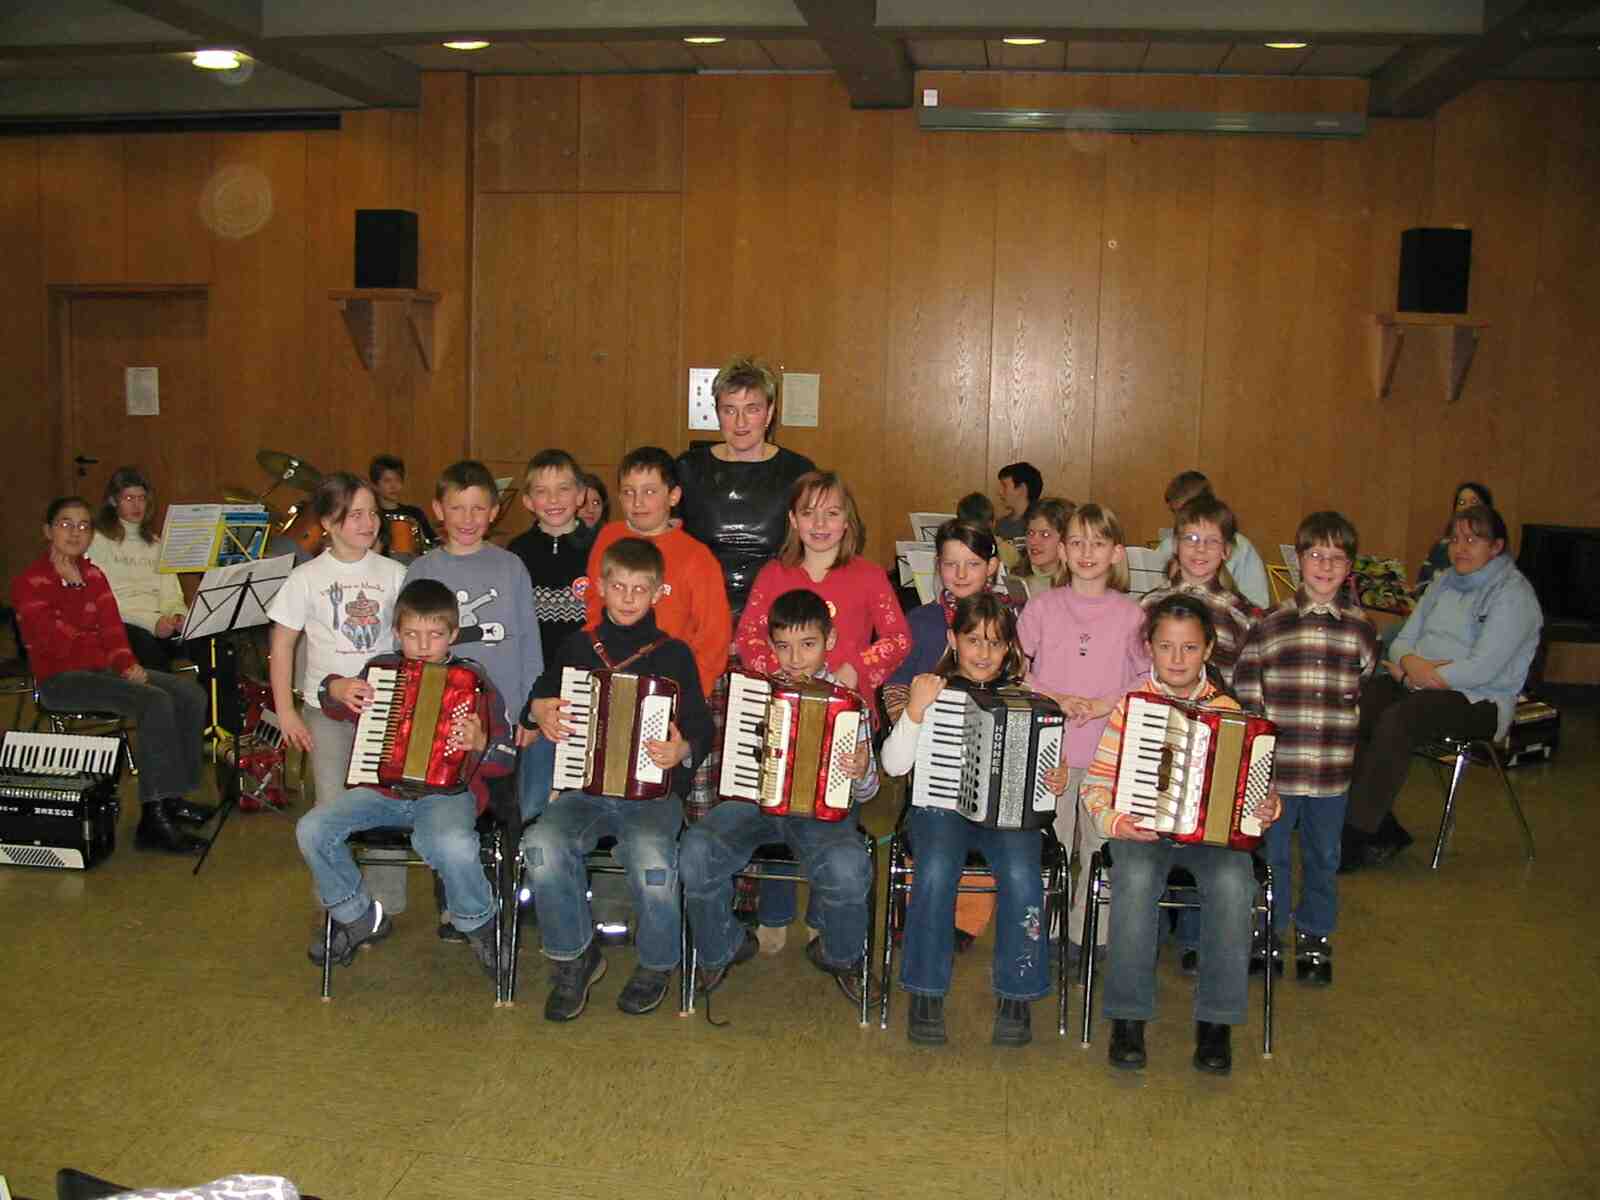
[781, 372, 820, 427]
[688, 367, 719, 431]
[125, 366, 159, 416]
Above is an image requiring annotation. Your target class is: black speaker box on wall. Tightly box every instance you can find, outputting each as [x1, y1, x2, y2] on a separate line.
[354, 209, 418, 289]
[1397, 227, 1471, 314]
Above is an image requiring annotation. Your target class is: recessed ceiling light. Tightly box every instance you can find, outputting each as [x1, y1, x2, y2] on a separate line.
[442, 40, 490, 51]
[1264, 41, 1309, 50]
[192, 49, 242, 70]
[683, 36, 726, 45]
[1003, 37, 1048, 46]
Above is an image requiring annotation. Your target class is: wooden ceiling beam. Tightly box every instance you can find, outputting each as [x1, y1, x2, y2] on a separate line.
[792, 0, 913, 108]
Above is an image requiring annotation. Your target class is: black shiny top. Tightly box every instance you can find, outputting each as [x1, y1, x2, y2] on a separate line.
[675, 443, 815, 615]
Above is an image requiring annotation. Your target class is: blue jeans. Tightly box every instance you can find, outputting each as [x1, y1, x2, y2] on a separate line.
[517, 735, 556, 826]
[39, 668, 205, 805]
[521, 789, 683, 971]
[1103, 839, 1255, 1025]
[1265, 792, 1346, 936]
[681, 802, 871, 970]
[900, 807, 1048, 1002]
[295, 788, 492, 931]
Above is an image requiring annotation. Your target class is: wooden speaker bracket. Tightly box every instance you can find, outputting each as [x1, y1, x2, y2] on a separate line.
[1372, 312, 1489, 405]
[329, 289, 441, 371]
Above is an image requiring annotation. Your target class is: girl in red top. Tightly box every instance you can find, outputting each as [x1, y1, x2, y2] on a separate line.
[733, 471, 911, 951]
[11, 496, 209, 854]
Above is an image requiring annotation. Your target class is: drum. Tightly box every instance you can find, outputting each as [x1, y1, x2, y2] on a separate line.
[384, 512, 424, 557]
[280, 503, 324, 556]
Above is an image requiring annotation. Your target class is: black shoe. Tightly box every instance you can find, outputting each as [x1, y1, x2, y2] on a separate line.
[308, 900, 394, 967]
[992, 998, 1032, 1047]
[1338, 824, 1371, 874]
[617, 965, 673, 1015]
[804, 938, 877, 1011]
[463, 924, 499, 981]
[696, 930, 758, 996]
[1179, 948, 1199, 976]
[437, 921, 468, 943]
[1295, 929, 1333, 985]
[1108, 1018, 1146, 1070]
[1194, 1020, 1232, 1074]
[1249, 929, 1284, 977]
[135, 802, 205, 854]
[162, 797, 216, 826]
[907, 994, 947, 1045]
[1377, 813, 1414, 850]
[544, 942, 607, 1022]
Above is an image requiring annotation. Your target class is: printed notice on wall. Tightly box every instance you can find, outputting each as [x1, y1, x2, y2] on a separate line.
[781, 372, 820, 427]
[125, 366, 159, 416]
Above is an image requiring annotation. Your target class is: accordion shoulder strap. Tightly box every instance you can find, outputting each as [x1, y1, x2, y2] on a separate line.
[592, 635, 670, 674]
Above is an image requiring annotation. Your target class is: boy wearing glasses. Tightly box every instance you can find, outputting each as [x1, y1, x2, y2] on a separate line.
[1232, 512, 1378, 985]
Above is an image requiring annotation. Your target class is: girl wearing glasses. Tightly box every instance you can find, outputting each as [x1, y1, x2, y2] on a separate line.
[1140, 493, 1257, 686]
[11, 496, 209, 855]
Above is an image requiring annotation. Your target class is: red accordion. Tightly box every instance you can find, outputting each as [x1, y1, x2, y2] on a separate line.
[551, 667, 679, 800]
[1109, 691, 1277, 852]
[345, 659, 489, 796]
[718, 670, 865, 821]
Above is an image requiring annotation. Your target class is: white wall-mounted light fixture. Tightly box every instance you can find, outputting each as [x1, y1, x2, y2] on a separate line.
[192, 49, 242, 70]
[1002, 37, 1048, 46]
[442, 41, 490, 50]
[684, 35, 727, 45]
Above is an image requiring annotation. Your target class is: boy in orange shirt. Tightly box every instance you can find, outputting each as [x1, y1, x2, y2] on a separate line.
[580, 446, 731, 697]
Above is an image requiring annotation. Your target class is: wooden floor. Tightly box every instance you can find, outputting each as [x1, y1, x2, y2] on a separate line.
[0, 690, 1595, 1200]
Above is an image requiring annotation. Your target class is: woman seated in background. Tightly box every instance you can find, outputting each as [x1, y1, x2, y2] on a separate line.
[13, 496, 210, 855]
[1414, 481, 1494, 593]
[88, 466, 189, 671]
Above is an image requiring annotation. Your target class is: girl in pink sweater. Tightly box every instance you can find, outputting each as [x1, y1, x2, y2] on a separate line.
[1017, 503, 1148, 966]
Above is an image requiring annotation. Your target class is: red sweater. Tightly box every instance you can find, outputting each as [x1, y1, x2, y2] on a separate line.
[12, 552, 137, 682]
[580, 521, 732, 696]
[735, 557, 912, 699]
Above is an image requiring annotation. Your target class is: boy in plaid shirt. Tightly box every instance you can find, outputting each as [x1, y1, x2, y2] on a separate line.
[1232, 511, 1378, 985]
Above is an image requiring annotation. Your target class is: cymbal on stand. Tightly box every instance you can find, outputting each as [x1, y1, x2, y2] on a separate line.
[256, 450, 323, 491]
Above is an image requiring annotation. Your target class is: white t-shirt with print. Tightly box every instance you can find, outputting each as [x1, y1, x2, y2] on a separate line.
[266, 549, 406, 693]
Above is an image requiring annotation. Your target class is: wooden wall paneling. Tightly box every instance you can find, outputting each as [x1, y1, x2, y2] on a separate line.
[476, 76, 580, 193]
[299, 130, 343, 480]
[579, 75, 685, 193]
[124, 134, 214, 284]
[1517, 85, 1600, 533]
[774, 77, 895, 558]
[623, 194, 687, 456]
[473, 194, 579, 466]
[1420, 83, 1554, 564]
[0, 138, 49, 579]
[884, 92, 1001, 531]
[987, 77, 1107, 513]
[682, 77, 791, 371]
[1088, 122, 1216, 543]
[41, 136, 126, 284]
[568, 194, 631, 465]
[414, 71, 473, 503]
[207, 133, 310, 507]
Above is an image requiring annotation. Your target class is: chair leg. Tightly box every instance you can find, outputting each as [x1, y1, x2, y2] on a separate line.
[878, 841, 902, 1031]
[1431, 750, 1472, 870]
[859, 834, 876, 1028]
[1485, 743, 1535, 863]
[1052, 855, 1069, 1038]
[1260, 866, 1274, 1060]
[680, 908, 696, 1016]
[505, 859, 525, 1005]
[320, 911, 335, 1002]
[1079, 854, 1101, 1047]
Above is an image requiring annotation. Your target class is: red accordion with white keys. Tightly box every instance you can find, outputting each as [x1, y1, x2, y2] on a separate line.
[345, 658, 490, 796]
[1110, 691, 1276, 852]
[717, 669, 865, 821]
[551, 667, 679, 800]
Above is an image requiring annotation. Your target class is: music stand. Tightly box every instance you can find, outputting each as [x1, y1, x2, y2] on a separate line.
[181, 555, 294, 875]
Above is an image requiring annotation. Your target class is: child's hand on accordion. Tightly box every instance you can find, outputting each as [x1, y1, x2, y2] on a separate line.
[1258, 788, 1283, 829]
[531, 697, 574, 741]
[842, 740, 870, 781]
[1109, 812, 1159, 843]
[644, 721, 690, 769]
[328, 676, 374, 712]
[1041, 764, 1071, 796]
[906, 674, 945, 724]
[451, 712, 488, 753]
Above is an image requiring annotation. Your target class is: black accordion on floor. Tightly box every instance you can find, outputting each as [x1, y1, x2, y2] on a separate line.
[0, 732, 124, 870]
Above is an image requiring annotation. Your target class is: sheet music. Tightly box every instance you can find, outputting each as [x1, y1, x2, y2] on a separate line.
[895, 541, 938, 603]
[1124, 545, 1168, 599]
[158, 504, 226, 573]
[181, 554, 294, 640]
[909, 512, 955, 542]
[1279, 545, 1301, 588]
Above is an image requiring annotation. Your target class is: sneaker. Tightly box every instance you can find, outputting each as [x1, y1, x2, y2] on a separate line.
[756, 925, 788, 956]
[437, 921, 468, 944]
[1295, 929, 1333, 986]
[907, 994, 947, 1045]
[991, 997, 1032, 1047]
[463, 924, 499, 981]
[1108, 1018, 1146, 1070]
[1179, 948, 1199, 976]
[696, 930, 759, 995]
[804, 938, 877, 1011]
[1249, 928, 1284, 977]
[617, 965, 673, 1015]
[307, 901, 392, 967]
[544, 942, 607, 1022]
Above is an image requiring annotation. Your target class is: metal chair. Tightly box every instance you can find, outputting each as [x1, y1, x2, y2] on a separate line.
[11, 616, 140, 774]
[1078, 846, 1276, 1057]
[678, 832, 879, 1025]
[318, 815, 506, 1003]
[877, 807, 1071, 1037]
[1413, 735, 1535, 869]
